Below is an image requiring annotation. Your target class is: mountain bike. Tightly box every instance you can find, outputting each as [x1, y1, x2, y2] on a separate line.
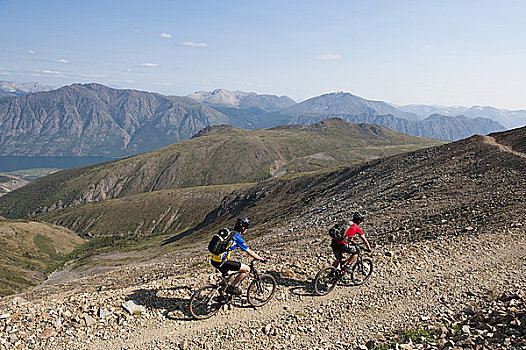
[189, 259, 276, 320]
[313, 245, 373, 296]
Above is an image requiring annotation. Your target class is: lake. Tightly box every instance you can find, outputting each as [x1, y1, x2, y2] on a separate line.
[0, 156, 119, 172]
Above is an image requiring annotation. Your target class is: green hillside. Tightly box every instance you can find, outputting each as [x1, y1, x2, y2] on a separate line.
[39, 184, 249, 253]
[0, 219, 85, 295]
[0, 118, 446, 219]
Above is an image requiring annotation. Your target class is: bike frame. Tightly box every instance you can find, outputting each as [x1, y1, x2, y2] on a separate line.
[214, 260, 262, 303]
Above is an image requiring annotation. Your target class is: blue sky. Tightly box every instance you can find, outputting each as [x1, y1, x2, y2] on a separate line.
[1, 0, 525, 109]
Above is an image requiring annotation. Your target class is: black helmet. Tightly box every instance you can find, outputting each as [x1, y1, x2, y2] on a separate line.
[234, 217, 250, 231]
[352, 212, 364, 223]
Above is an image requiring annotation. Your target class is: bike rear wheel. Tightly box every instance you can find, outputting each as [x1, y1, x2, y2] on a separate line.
[247, 274, 276, 307]
[351, 258, 373, 285]
[313, 266, 339, 295]
[189, 285, 223, 319]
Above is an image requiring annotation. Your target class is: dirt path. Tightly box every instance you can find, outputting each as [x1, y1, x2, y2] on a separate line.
[481, 135, 526, 159]
[72, 228, 525, 350]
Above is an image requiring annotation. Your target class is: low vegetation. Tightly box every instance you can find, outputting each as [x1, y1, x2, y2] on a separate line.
[0, 219, 85, 296]
[39, 184, 249, 242]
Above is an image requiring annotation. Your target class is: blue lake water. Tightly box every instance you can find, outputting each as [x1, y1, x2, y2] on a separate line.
[0, 156, 119, 172]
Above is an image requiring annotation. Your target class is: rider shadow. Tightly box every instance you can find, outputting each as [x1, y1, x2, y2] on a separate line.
[126, 286, 195, 321]
[268, 272, 315, 297]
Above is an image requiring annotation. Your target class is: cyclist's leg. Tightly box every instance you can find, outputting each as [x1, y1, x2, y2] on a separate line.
[331, 240, 344, 268]
[345, 244, 359, 266]
[231, 262, 250, 287]
[219, 261, 249, 287]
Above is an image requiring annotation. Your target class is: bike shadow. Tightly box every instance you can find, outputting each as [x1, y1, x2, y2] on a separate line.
[269, 271, 361, 297]
[126, 286, 195, 321]
[268, 271, 315, 297]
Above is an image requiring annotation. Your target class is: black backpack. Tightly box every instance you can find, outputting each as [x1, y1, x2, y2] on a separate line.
[328, 220, 353, 242]
[208, 228, 236, 255]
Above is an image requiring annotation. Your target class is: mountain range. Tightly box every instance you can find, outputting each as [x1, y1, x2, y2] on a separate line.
[187, 88, 296, 111]
[0, 80, 55, 97]
[398, 104, 526, 129]
[0, 82, 517, 158]
[0, 83, 229, 157]
[287, 111, 504, 141]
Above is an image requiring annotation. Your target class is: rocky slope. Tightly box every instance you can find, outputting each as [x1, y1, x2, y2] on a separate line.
[175, 128, 525, 249]
[0, 83, 229, 157]
[0, 211, 523, 350]
[0, 126, 523, 349]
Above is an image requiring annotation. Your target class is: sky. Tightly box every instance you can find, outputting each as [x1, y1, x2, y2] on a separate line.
[1, 0, 525, 109]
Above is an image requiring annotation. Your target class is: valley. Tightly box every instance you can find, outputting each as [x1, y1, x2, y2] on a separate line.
[0, 123, 523, 349]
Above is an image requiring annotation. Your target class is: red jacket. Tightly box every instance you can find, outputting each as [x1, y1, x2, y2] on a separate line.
[335, 223, 363, 245]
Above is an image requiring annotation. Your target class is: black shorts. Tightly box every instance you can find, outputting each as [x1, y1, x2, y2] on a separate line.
[331, 240, 358, 261]
[211, 260, 242, 274]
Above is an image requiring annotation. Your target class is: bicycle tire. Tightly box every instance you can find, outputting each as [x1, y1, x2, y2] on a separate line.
[247, 274, 276, 307]
[313, 266, 339, 296]
[351, 258, 373, 285]
[189, 285, 223, 319]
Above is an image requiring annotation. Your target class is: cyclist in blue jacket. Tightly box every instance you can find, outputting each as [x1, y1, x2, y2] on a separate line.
[210, 217, 266, 295]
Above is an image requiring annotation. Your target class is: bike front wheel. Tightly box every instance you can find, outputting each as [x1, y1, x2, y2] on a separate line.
[247, 274, 276, 307]
[313, 266, 339, 296]
[351, 258, 373, 285]
[189, 285, 223, 319]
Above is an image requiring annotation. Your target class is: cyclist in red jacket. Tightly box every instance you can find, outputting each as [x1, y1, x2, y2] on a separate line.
[331, 212, 372, 270]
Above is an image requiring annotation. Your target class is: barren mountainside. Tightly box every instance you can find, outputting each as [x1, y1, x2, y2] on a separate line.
[0, 83, 230, 157]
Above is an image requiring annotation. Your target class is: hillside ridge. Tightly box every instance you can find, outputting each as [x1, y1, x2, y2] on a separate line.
[0, 118, 445, 219]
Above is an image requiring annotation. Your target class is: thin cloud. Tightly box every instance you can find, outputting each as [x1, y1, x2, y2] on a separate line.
[180, 41, 207, 47]
[81, 74, 106, 78]
[28, 50, 36, 55]
[139, 63, 159, 67]
[110, 79, 135, 84]
[56, 59, 70, 64]
[160, 33, 173, 39]
[314, 53, 344, 61]
[37, 69, 61, 75]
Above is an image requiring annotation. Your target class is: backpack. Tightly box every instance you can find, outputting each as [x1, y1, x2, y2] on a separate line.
[328, 220, 353, 242]
[208, 228, 236, 255]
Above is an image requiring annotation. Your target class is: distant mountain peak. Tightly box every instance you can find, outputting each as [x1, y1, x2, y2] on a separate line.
[0, 80, 56, 97]
[187, 88, 296, 111]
